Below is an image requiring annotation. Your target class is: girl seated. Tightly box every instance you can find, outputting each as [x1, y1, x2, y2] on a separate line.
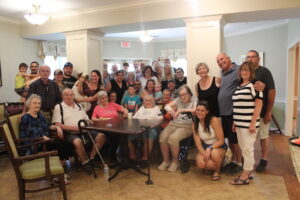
[193, 101, 227, 181]
[128, 95, 163, 168]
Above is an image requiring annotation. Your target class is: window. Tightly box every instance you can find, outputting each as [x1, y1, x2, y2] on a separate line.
[44, 56, 67, 79]
[171, 58, 187, 75]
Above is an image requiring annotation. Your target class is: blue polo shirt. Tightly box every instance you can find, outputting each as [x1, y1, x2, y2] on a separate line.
[218, 63, 240, 116]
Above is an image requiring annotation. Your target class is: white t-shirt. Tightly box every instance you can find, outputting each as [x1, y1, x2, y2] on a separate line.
[140, 76, 159, 89]
[133, 106, 163, 120]
[172, 95, 198, 124]
[52, 101, 89, 127]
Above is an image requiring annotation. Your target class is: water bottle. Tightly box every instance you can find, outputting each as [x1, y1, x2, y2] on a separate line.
[104, 164, 110, 181]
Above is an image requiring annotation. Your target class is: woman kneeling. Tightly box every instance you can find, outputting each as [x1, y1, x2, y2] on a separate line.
[193, 101, 227, 181]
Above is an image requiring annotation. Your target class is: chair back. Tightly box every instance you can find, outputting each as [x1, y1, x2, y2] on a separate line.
[0, 120, 19, 159]
[0, 103, 5, 121]
[7, 113, 21, 140]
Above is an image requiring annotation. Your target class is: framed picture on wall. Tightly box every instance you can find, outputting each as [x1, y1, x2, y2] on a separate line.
[240, 51, 264, 66]
[0, 60, 2, 86]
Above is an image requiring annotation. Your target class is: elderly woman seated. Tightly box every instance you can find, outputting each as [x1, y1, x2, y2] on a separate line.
[128, 95, 163, 168]
[193, 101, 227, 181]
[92, 90, 128, 162]
[20, 94, 64, 156]
[21, 94, 70, 183]
[158, 85, 197, 172]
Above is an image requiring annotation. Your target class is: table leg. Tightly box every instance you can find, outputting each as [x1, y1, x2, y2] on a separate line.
[145, 128, 153, 185]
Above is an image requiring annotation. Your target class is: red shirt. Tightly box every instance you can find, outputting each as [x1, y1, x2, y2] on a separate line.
[92, 102, 122, 119]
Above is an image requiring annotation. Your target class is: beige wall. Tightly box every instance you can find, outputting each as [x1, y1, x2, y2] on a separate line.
[0, 21, 42, 102]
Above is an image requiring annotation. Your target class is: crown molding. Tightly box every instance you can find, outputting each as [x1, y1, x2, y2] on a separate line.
[0, 16, 21, 25]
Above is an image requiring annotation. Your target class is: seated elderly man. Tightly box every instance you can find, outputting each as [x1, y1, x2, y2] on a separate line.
[52, 88, 106, 174]
[158, 85, 197, 172]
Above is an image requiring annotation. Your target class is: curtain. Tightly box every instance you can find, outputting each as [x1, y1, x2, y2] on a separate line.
[38, 41, 66, 59]
[160, 48, 186, 62]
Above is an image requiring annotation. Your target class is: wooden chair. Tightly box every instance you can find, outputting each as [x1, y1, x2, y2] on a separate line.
[0, 119, 67, 200]
[0, 103, 5, 121]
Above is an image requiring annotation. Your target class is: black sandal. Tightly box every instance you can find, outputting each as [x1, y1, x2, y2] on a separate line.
[230, 176, 250, 185]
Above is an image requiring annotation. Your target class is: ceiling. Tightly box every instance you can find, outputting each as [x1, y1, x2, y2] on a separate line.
[0, 0, 157, 21]
[0, 0, 295, 41]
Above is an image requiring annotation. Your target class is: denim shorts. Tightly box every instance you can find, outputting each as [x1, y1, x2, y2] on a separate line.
[201, 141, 228, 150]
[128, 128, 158, 141]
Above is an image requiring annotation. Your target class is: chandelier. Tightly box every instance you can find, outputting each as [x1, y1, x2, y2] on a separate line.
[24, 4, 50, 25]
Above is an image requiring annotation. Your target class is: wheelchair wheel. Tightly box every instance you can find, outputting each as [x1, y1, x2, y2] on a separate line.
[180, 159, 190, 173]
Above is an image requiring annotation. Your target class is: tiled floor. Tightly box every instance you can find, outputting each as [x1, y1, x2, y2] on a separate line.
[0, 134, 298, 200]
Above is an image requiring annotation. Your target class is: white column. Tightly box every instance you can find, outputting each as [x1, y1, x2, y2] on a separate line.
[184, 15, 225, 93]
[65, 30, 104, 75]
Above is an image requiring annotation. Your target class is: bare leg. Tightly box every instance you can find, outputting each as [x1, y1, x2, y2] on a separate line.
[211, 148, 226, 172]
[90, 134, 106, 159]
[195, 153, 206, 169]
[128, 141, 136, 160]
[230, 143, 242, 164]
[160, 143, 170, 163]
[141, 139, 154, 160]
[73, 138, 87, 163]
[260, 138, 269, 160]
[170, 145, 180, 164]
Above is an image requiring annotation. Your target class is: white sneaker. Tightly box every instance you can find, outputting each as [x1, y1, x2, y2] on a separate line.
[158, 161, 170, 171]
[168, 162, 178, 172]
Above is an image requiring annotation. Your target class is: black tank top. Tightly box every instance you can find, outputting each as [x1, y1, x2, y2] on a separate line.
[110, 79, 128, 105]
[197, 77, 220, 117]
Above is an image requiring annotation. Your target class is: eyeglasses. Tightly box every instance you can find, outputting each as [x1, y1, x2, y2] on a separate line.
[246, 56, 257, 59]
[134, 84, 141, 86]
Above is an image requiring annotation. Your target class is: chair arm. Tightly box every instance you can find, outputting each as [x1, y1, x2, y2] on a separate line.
[15, 137, 44, 143]
[15, 150, 58, 161]
[16, 139, 54, 149]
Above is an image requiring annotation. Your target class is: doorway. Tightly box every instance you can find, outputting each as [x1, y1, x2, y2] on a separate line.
[286, 42, 300, 136]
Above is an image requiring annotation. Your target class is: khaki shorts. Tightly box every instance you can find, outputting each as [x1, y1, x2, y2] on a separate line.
[257, 119, 270, 140]
[159, 122, 192, 146]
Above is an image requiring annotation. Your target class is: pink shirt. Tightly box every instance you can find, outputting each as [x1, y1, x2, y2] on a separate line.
[92, 102, 122, 119]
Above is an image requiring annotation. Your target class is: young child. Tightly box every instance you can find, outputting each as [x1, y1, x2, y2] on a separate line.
[72, 73, 91, 112]
[123, 84, 141, 114]
[154, 84, 163, 103]
[15, 63, 30, 99]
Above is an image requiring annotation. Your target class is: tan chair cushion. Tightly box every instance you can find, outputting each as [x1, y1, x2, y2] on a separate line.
[8, 114, 21, 139]
[3, 124, 19, 158]
[19, 156, 64, 179]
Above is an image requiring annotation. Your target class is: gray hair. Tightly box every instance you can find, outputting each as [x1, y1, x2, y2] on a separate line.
[98, 90, 108, 99]
[25, 94, 41, 107]
[62, 88, 74, 96]
[143, 95, 155, 107]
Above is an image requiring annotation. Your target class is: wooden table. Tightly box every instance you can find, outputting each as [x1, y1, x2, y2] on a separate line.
[79, 118, 163, 184]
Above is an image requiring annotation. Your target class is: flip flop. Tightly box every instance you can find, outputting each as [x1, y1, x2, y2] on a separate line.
[211, 172, 221, 181]
[230, 176, 250, 185]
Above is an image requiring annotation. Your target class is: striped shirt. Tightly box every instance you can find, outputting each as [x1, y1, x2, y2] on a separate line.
[232, 82, 263, 129]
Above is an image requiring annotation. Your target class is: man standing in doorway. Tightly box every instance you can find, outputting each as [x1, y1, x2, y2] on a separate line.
[63, 62, 77, 88]
[246, 50, 276, 172]
[216, 53, 243, 174]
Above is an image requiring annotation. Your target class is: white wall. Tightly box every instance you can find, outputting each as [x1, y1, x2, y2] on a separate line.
[154, 41, 186, 59]
[0, 21, 42, 103]
[102, 40, 155, 60]
[224, 24, 288, 100]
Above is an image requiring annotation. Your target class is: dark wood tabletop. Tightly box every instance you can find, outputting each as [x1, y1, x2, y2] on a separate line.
[81, 118, 163, 135]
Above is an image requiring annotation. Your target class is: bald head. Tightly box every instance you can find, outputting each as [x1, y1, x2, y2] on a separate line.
[216, 53, 232, 72]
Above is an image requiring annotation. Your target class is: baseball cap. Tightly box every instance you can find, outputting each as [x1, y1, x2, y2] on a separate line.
[64, 62, 73, 68]
[54, 69, 63, 76]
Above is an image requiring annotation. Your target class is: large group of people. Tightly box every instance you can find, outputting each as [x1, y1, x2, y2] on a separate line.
[16, 49, 275, 186]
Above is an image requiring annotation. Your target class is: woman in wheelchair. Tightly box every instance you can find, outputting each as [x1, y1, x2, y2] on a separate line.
[193, 101, 227, 181]
[128, 95, 163, 168]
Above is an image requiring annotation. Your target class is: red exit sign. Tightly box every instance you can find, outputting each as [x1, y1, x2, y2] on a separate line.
[120, 41, 131, 48]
